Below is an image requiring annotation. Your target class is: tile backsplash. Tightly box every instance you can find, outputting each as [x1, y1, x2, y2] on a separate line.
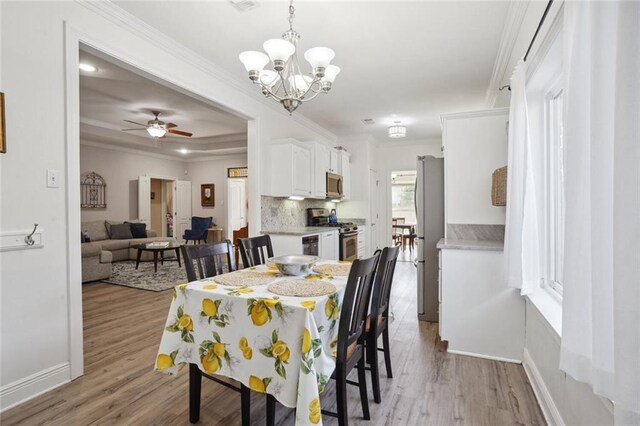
[261, 196, 335, 229]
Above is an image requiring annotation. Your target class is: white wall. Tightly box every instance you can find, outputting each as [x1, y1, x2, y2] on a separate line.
[80, 144, 186, 223]
[187, 155, 248, 235]
[524, 301, 613, 425]
[442, 109, 508, 227]
[0, 1, 333, 411]
[376, 139, 442, 247]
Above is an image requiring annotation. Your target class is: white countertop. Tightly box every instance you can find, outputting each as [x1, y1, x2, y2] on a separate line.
[437, 238, 504, 251]
[261, 227, 341, 236]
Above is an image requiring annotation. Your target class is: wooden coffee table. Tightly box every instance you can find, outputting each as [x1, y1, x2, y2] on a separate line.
[135, 242, 182, 273]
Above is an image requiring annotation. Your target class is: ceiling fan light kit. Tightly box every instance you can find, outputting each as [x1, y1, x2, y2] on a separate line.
[238, 0, 340, 114]
[122, 111, 193, 139]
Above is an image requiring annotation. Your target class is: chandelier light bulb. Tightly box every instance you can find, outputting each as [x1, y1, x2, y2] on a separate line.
[263, 39, 295, 70]
[239, 51, 270, 80]
[289, 74, 313, 94]
[322, 65, 341, 83]
[304, 47, 335, 77]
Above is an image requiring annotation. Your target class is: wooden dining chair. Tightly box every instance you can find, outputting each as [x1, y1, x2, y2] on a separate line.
[365, 245, 400, 403]
[237, 235, 274, 268]
[181, 240, 235, 281]
[267, 254, 380, 426]
[402, 225, 417, 254]
[180, 241, 250, 426]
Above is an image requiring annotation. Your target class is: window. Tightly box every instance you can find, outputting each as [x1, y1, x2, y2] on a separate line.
[544, 85, 564, 297]
[391, 171, 416, 224]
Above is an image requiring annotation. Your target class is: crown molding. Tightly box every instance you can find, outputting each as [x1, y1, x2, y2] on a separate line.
[485, 0, 530, 107]
[440, 107, 509, 128]
[75, 0, 337, 141]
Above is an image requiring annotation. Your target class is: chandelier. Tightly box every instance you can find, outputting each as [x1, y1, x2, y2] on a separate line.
[238, 0, 340, 114]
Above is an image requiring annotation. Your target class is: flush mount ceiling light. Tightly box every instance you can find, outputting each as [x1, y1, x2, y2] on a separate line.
[79, 63, 98, 72]
[238, 0, 340, 114]
[388, 122, 407, 139]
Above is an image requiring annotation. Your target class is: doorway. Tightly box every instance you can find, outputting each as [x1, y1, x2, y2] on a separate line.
[391, 170, 417, 262]
[227, 177, 248, 241]
[150, 178, 174, 237]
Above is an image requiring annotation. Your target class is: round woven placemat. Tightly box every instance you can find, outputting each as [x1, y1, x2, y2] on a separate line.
[213, 270, 277, 287]
[312, 263, 352, 277]
[268, 280, 337, 297]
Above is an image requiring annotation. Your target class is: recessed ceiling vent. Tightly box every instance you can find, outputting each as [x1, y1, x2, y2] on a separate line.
[361, 118, 375, 125]
[229, 0, 259, 12]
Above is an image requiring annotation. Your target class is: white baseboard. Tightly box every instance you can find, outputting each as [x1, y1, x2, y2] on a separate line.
[523, 348, 564, 426]
[447, 348, 522, 364]
[0, 363, 71, 413]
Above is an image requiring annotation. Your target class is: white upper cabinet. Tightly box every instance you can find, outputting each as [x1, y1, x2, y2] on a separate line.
[329, 149, 340, 173]
[312, 142, 330, 199]
[270, 139, 312, 198]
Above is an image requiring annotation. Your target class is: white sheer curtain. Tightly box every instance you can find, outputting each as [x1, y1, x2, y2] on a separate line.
[503, 59, 541, 295]
[560, 1, 640, 424]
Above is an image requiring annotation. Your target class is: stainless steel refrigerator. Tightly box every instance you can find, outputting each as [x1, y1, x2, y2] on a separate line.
[415, 155, 444, 322]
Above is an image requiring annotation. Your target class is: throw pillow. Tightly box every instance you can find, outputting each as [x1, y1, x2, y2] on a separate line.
[128, 222, 147, 238]
[105, 220, 123, 238]
[110, 223, 133, 240]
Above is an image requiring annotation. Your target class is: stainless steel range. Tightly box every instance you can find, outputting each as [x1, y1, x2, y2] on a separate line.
[307, 208, 358, 261]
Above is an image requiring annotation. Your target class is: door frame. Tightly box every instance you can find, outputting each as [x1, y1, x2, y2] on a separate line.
[64, 23, 260, 380]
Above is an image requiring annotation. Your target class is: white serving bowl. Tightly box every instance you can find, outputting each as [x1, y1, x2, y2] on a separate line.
[267, 255, 320, 276]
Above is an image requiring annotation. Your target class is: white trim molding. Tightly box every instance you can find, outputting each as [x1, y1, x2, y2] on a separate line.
[447, 349, 522, 364]
[523, 349, 565, 426]
[0, 363, 71, 412]
[485, 0, 531, 107]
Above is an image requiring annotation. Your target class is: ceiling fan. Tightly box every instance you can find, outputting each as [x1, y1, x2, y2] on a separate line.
[121, 111, 193, 138]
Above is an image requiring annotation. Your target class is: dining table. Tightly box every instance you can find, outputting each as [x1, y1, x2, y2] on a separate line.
[155, 260, 350, 426]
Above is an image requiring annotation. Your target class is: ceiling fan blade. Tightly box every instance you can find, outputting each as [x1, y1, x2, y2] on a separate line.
[121, 128, 146, 131]
[167, 129, 193, 137]
[165, 123, 178, 129]
[123, 120, 148, 127]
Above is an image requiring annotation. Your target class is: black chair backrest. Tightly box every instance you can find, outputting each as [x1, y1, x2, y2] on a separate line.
[237, 235, 274, 268]
[181, 240, 235, 282]
[336, 254, 380, 361]
[370, 246, 400, 322]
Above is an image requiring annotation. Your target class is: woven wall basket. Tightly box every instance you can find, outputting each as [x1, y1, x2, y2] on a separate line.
[491, 166, 507, 206]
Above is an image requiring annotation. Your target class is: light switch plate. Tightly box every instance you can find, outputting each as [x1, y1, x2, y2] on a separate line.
[47, 169, 60, 188]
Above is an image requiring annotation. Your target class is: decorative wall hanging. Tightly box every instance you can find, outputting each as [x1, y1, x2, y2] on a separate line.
[0, 92, 6, 153]
[201, 184, 215, 207]
[491, 166, 507, 206]
[228, 167, 248, 178]
[81, 171, 107, 209]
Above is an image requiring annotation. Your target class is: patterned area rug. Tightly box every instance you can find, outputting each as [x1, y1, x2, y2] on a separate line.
[103, 261, 189, 292]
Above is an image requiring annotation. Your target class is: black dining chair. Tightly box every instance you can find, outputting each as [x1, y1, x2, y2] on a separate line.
[237, 235, 274, 268]
[266, 254, 380, 426]
[181, 240, 235, 281]
[365, 245, 400, 403]
[180, 241, 250, 426]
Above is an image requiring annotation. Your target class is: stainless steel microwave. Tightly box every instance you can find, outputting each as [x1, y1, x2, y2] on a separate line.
[326, 172, 343, 199]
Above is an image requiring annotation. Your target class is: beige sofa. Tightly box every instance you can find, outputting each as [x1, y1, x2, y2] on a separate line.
[81, 220, 176, 283]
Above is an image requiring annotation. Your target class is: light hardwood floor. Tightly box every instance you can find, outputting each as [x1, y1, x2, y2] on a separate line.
[1, 263, 545, 425]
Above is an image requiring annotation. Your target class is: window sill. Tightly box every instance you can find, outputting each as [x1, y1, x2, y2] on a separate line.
[526, 289, 562, 338]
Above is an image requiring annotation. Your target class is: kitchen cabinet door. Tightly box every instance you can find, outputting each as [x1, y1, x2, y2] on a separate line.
[291, 144, 312, 197]
[313, 143, 330, 198]
[329, 149, 339, 173]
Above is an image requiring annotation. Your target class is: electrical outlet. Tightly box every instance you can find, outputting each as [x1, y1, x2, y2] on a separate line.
[47, 170, 60, 188]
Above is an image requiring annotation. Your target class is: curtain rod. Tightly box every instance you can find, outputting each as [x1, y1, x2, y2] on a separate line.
[499, 0, 555, 92]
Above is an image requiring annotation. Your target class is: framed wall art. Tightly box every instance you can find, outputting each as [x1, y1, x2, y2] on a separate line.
[201, 183, 215, 207]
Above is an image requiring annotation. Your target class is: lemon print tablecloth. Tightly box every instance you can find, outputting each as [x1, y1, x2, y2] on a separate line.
[155, 261, 348, 425]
